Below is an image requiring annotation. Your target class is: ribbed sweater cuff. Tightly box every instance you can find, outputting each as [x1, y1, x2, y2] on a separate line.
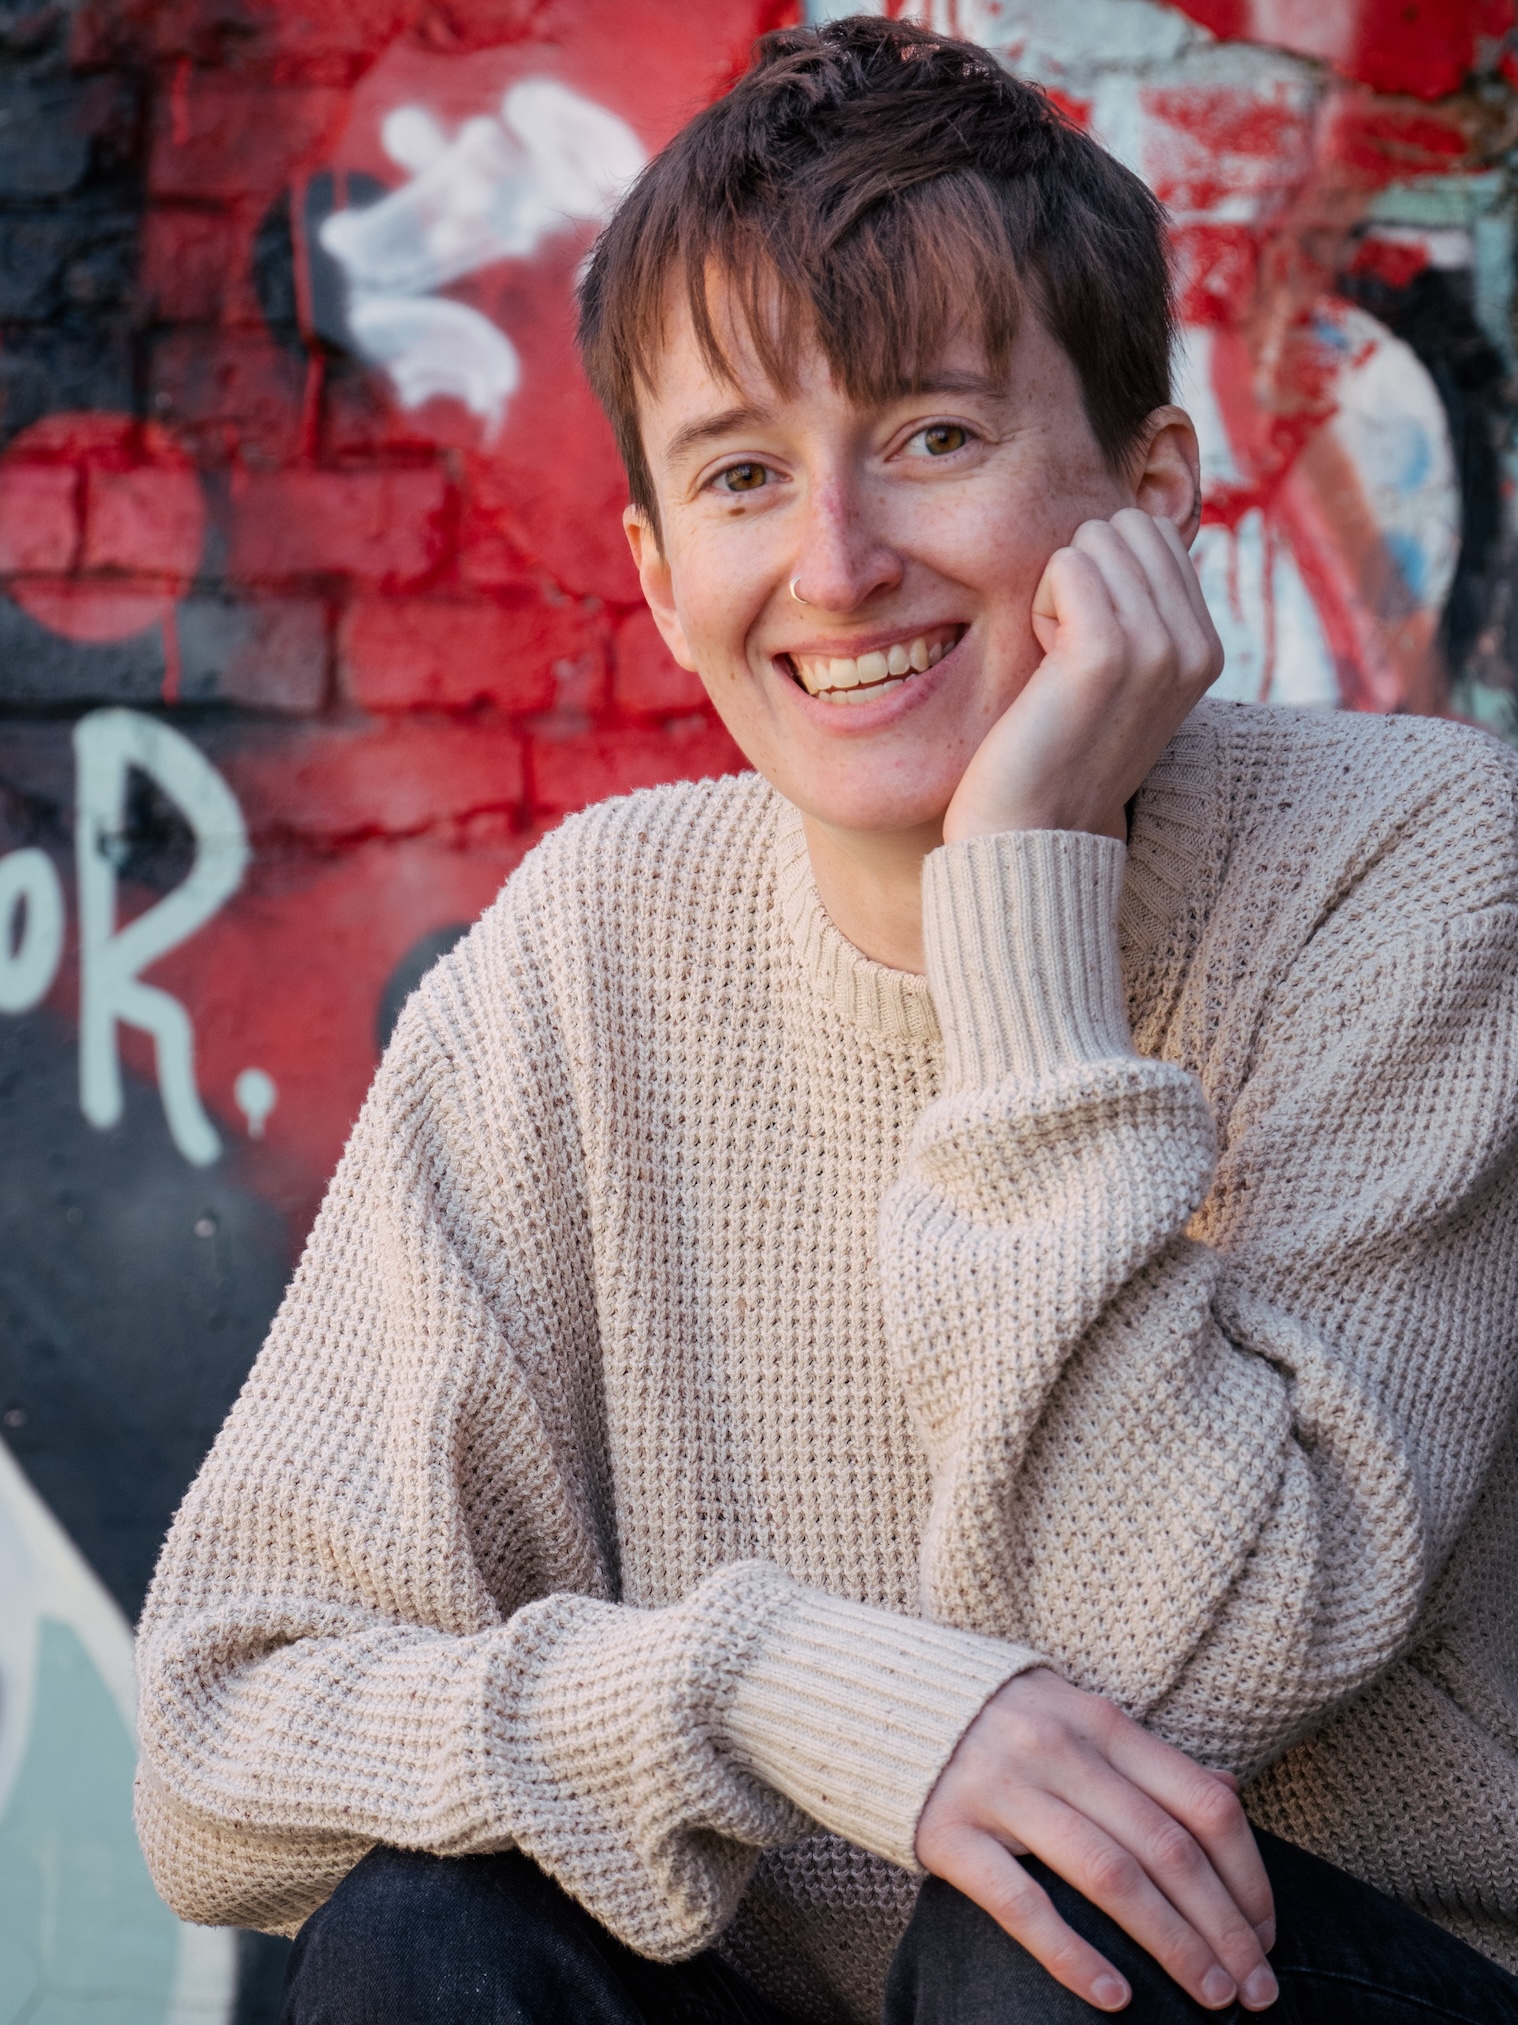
[721, 1583, 1047, 1872]
[922, 830, 1132, 1089]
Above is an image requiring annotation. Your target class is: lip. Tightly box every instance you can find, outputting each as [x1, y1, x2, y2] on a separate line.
[767, 625, 969, 730]
[770, 619, 966, 664]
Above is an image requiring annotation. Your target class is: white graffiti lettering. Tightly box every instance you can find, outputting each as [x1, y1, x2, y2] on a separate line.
[0, 847, 65, 1015]
[319, 78, 647, 436]
[74, 709, 248, 1168]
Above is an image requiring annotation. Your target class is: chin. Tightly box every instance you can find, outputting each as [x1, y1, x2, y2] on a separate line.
[780, 770, 955, 839]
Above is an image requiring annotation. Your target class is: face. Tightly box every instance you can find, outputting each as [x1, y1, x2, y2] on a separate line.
[626, 286, 1199, 841]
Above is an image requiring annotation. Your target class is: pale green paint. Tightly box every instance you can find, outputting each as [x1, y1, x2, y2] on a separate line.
[0, 1618, 181, 2025]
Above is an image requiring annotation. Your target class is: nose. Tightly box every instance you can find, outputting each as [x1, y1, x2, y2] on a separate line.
[789, 477, 903, 615]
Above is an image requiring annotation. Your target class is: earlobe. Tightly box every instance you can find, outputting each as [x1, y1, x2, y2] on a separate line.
[622, 504, 700, 673]
[1134, 407, 1202, 546]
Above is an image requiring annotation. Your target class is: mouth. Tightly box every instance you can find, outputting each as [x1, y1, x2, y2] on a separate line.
[778, 624, 966, 706]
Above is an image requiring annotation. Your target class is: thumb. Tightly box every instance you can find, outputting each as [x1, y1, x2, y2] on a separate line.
[1031, 550, 1062, 655]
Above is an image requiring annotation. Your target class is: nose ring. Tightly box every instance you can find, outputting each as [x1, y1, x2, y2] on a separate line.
[789, 576, 810, 606]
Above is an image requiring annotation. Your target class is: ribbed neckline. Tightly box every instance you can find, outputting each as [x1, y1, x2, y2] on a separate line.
[773, 701, 1228, 1045]
[773, 800, 941, 1046]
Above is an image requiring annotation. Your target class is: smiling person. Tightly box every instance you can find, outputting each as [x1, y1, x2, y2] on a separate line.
[135, 19, 1518, 2025]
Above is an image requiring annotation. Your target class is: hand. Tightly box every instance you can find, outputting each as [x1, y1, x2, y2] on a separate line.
[915, 1668, 1278, 2013]
[942, 509, 1223, 845]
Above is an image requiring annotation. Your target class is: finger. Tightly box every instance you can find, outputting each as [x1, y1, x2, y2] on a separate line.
[1011, 1790, 1270, 2011]
[1153, 512, 1217, 632]
[1041, 1756, 1277, 2005]
[1098, 512, 1220, 691]
[928, 1825, 1133, 2012]
[1068, 520, 1180, 680]
[1102, 1719, 1275, 1941]
[1114, 506, 1214, 635]
[1033, 546, 1128, 675]
[1112, 508, 1212, 639]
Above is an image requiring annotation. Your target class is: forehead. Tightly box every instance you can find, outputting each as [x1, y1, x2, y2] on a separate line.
[637, 281, 1072, 463]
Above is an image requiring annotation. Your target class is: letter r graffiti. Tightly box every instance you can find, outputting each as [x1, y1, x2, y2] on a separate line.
[74, 710, 249, 1168]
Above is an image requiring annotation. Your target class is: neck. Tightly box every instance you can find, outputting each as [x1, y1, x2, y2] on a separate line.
[800, 811, 943, 974]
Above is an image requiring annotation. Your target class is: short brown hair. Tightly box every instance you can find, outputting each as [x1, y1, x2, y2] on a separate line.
[577, 14, 1175, 529]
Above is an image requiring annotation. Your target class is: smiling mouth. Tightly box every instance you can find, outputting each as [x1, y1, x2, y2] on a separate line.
[780, 624, 966, 705]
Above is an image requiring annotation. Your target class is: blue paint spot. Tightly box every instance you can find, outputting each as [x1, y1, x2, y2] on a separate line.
[1385, 529, 1429, 601]
[1387, 419, 1431, 492]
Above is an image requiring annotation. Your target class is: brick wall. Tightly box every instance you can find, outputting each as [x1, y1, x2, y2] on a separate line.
[0, 2, 1514, 2018]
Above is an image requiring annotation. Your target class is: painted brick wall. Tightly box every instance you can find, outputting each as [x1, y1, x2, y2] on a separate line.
[0, 2, 1514, 2019]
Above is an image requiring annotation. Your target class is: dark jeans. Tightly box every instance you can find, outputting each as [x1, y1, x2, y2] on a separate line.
[281, 1828, 1518, 2023]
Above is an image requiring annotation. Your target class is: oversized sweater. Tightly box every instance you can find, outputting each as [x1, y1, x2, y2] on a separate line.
[136, 699, 1518, 2021]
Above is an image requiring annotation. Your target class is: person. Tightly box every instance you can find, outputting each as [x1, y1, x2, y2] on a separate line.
[135, 17, 1518, 2022]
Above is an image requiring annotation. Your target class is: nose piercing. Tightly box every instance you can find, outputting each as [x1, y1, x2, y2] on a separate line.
[789, 576, 810, 606]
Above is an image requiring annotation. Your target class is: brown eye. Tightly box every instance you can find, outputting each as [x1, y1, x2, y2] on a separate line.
[720, 462, 768, 492]
[923, 424, 968, 455]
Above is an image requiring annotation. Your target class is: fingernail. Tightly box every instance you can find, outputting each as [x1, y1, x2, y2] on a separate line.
[1243, 1967, 1279, 2008]
[1201, 1967, 1236, 2005]
[1091, 1973, 1129, 2009]
[1254, 1920, 1276, 1949]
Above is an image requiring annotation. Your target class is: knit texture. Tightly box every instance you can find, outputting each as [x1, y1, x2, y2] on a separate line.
[137, 700, 1518, 2019]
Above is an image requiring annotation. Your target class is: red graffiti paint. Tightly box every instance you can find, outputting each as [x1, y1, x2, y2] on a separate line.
[1171, 0, 1514, 101]
[0, 414, 205, 645]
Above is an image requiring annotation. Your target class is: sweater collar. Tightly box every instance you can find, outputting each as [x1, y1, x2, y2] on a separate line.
[774, 802, 941, 1046]
[773, 701, 1227, 1046]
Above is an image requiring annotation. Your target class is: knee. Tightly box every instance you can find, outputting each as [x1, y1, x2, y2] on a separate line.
[282, 1847, 552, 2024]
[886, 1874, 1056, 2022]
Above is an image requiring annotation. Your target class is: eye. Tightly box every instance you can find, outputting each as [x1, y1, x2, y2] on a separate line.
[713, 461, 770, 493]
[913, 423, 971, 457]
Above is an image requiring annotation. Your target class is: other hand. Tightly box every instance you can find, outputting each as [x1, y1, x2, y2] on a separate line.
[942, 509, 1223, 845]
[915, 1668, 1278, 2013]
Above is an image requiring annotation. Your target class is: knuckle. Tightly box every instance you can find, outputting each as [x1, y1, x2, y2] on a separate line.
[1190, 1778, 1243, 1834]
[1084, 1843, 1141, 1900]
[1149, 1820, 1206, 1878]
[987, 1870, 1050, 1932]
[1010, 1709, 1071, 1761]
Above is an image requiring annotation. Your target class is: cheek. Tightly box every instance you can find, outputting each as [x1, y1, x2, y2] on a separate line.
[669, 529, 771, 668]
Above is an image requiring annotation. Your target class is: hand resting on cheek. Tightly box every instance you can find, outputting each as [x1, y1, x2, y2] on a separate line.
[915, 1668, 1279, 2013]
[943, 507, 1225, 847]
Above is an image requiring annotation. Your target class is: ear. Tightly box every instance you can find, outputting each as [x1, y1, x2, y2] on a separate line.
[623, 506, 700, 671]
[1131, 406, 1203, 546]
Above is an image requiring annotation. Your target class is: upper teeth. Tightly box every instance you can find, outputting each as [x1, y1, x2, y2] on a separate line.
[790, 632, 953, 699]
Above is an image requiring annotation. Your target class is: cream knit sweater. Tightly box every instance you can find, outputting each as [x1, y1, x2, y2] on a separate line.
[137, 700, 1518, 2020]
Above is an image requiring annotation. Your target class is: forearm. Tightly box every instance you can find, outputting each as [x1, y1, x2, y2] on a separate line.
[885, 831, 1375, 1733]
[137, 1566, 808, 1954]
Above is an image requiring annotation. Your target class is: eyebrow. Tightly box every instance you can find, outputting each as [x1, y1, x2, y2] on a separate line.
[663, 403, 772, 465]
[659, 371, 1012, 469]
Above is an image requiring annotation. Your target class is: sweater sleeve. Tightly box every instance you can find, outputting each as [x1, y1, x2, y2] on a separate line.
[134, 974, 795, 1952]
[882, 820, 1518, 1779]
[135, 876, 1040, 1950]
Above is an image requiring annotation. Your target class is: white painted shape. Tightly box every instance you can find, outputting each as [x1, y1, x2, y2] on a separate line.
[347, 295, 520, 435]
[0, 1437, 237, 2021]
[503, 79, 648, 222]
[1194, 510, 1340, 709]
[950, 0, 1201, 74]
[322, 80, 646, 436]
[1322, 302, 1460, 616]
[74, 709, 248, 1169]
[1266, 536, 1339, 708]
[381, 104, 450, 174]
[321, 116, 531, 298]
[233, 1065, 277, 1139]
[0, 847, 65, 1015]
